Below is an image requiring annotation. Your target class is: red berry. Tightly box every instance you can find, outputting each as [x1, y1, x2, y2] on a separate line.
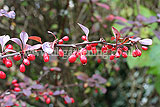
[13, 83, 19, 87]
[70, 98, 75, 103]
[91, 47, 97, 54]
[59, 49, 64, 57]
[110, 54, 115, 60]
[122, 52, 127, 58]
[80, 48, 87, 55]
[136, 49, 142, 56]
[14, 103, 19, 106]
[3, 58, 7, 64]
[12, 79, 17, 84]
[123, 46, 128, 51]
[115, 52, 120, 58]
[107, 45, 112, 49]
[27, 54, 35, 61]
[80, 55, 87, 65]
[35, 96, 39, 101]
[14, 87, 21, 92]
[97, 59, 101, 63]
[13, 55, 21, 61]
[111, 47, 116, 51]
[0, 71, 6, 79]
[49, 91, 53, 95]
[23, 59, 30, 66]
[5, 44, 13, 50]
[58, 39, 63, 44]
[5, 59, 12, 68]
[43, 53, 49, 62]
[50, 68, 54, 71]
[101, 45, 107, 53]
[68, 55, 77, 63]
[132, 50, 137, 57]
[142, 46, 148, 51]
[86, 44, 92, 50]
[64, 100, 68, 104]
[45, 97, 51, 104]
[20, 64, 25, 72]
[62, 36, 69, 41]
[72, 51, 79, 58]
[81, 35, 87, 41]
[43, 95, 47, 99]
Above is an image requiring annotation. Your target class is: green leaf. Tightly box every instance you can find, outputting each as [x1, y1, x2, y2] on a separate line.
[149, 44, 160, 67]
[127, 50, 150, 69]
[134, 5, 156, 17]
[155, 76, 160, 95]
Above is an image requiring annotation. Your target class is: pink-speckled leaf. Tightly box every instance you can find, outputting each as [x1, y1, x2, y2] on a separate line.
[20, 31, 28, 49]
[78, 23, 89, 39]
[11, 38, 22, 49]
[96, 3, 110, 10]
[112, 27, 121, 40]
[0, 35, 10, 52]
[139, 39, 152, 45]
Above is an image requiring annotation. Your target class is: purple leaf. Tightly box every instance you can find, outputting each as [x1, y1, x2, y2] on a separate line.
[53, 90, 61, 95]
[99, 86, 107, 94]
[19, 82, 26, 88]
[42, 42, 53, 54]
[96, 3, 110, 10]
[25, 44, 42, 51]
[154, 31, 160, 40]
[120, 26, 132, 34]
[0, 35, 10, 52]
[20, 31, 28, 49]
[4, 100, 14, 106]
[157, 13, 160, 18]
[139, 39, 152, 45]
[129, 37, 141, 42]
[21, 101, 26, 107]
[114, 16, 127, 22]
[91, 23, 100, 33]
[64, 96, 72, 104]
[115, 21, 126, 25]
[0, 9, 7, 14]
[5, 11, 15, 19]
[23, 88, 31, 97]
[11, 38, 22, 49]
[77, 23, 89, 40]
[145, 16, 157, 24]
[92, 74, 107, 84]
[136, 14, 147, 22]
[5, 49, 16, 53]
[77, 74, 89, 81]
[60, 90, 65, 94]
[31, 84, 44, 89]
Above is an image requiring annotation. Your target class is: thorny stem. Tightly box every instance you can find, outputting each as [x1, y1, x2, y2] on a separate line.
[0, 39, 133, 59]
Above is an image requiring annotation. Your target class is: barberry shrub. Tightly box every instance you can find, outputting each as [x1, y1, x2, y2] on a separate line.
[0, 1, 159, 106]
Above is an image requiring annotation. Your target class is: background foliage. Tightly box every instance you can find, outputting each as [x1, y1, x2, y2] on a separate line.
[0, 0, 160, 107]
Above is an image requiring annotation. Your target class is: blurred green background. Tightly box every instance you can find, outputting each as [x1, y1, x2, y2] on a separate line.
[0, 0, 160, 107]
